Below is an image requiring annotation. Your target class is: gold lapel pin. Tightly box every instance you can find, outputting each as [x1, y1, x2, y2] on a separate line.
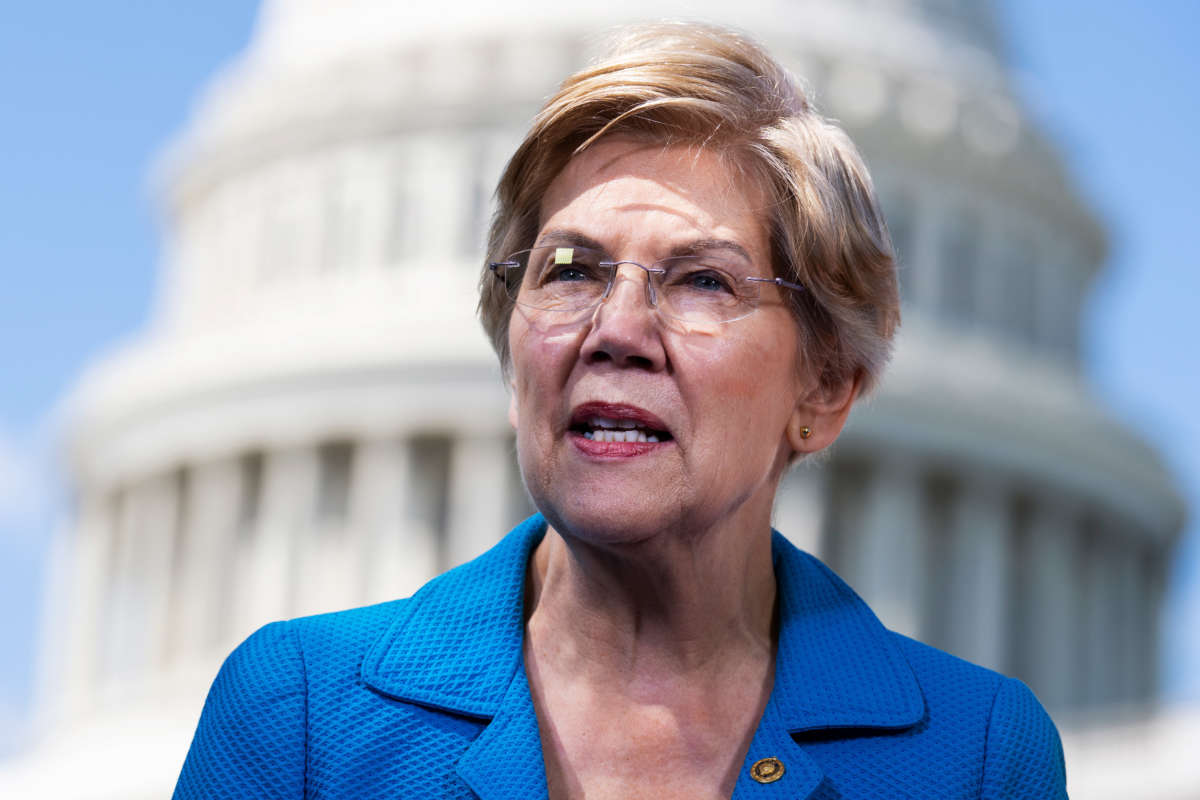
[750, 757, 785, 784]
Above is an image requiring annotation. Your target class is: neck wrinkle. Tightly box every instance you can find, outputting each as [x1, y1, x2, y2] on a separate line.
[524, 523, 777, 678]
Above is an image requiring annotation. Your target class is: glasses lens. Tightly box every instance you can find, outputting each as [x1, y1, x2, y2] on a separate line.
[654, 257, 760, 324]
[507, 246, 610, 313]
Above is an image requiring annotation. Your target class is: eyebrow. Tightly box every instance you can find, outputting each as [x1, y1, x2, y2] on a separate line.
[669, 238, 753, 264]
[533, 229, 607, 252]
[534, 230, 753, 264]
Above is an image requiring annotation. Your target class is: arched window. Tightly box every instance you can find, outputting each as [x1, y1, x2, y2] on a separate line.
[939, 209, 980, 325]
[321, 157, 363, 272]
[880, 188, 917, 304]
[384, 149, 415, 268]
[1002, 238, 1038, 346]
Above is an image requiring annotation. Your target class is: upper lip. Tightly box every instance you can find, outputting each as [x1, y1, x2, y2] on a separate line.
[568, 402, 672, 436]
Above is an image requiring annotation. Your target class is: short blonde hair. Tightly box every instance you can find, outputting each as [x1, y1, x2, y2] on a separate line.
[478, 22, 899, 395]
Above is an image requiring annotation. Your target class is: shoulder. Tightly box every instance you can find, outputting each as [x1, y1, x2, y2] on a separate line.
[173, 619, 309, 798]
[889, 632, 1005, 699]
[196, 516, 542, 708]
[174, 601, 409, 799]
[287, 596, 411, 667]
[978, 673, 1067, 799]
[220, 530, 527, 681]
[889, 634, 1067, 799]
[202, 597, 409, 695]
[212, 598, 411, 688]
[175, 520, 546, 799]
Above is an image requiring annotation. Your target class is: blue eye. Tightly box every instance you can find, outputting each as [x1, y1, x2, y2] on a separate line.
[668, 265, 737, 295]
[688, 271, 732, 292]
[547, 265, 593, 282]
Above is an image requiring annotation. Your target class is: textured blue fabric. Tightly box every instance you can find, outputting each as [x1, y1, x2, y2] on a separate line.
[174, 515, 1067, 799]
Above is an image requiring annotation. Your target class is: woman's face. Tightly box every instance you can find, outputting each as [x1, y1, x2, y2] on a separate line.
[507, 138, 815, 546]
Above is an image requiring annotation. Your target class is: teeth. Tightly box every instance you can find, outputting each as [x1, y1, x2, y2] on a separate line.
[579, 414, 665, 444]
[582, 429, 661, 443]
[587, 417, 638, 430]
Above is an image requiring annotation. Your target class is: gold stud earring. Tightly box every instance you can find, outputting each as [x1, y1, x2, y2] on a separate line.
[799, 426, 812, 440]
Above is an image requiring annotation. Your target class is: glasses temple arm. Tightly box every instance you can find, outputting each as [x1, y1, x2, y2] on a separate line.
[489, 261, 519, 281]
[746, 276, 806, 292]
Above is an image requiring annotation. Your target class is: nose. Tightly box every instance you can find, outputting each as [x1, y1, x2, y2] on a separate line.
[579, 265, 667, 371]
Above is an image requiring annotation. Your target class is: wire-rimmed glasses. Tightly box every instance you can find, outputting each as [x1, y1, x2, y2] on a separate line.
[489, 245, 804, 325]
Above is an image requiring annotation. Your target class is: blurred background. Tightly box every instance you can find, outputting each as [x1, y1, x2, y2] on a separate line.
[1, 0, 1196, 797]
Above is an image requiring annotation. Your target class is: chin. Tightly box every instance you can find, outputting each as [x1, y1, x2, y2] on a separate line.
[537, 499, 681, 551]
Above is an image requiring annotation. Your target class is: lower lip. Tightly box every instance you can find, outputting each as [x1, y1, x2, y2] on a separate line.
[570, 432, 671, 458]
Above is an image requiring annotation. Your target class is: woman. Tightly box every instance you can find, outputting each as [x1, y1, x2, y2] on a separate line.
[175, 22, 1065, 799]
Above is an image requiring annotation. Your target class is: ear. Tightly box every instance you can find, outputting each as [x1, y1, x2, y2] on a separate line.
[786, 370, 862, 454]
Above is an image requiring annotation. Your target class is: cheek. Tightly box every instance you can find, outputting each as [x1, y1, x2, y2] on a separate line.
[674, 325, 802, 480]
[678, 329, 793, 408]
[507, 316, 584, 427]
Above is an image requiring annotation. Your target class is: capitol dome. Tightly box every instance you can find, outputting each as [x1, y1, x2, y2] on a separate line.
[5, 0, 1186, 797]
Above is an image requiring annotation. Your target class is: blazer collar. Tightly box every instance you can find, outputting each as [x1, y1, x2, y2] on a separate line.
[361, 514, 924, 733]
[769, 533, 925, 732]
[361, 514, 545, 718]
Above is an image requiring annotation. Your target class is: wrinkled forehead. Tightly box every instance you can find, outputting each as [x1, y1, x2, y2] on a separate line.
[537, 138, 772, 263]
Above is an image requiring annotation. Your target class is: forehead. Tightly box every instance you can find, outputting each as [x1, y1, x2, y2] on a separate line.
[538, 139, 770, 260]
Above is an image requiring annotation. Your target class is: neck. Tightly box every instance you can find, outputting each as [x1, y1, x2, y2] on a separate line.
[525, 518, 777, 679]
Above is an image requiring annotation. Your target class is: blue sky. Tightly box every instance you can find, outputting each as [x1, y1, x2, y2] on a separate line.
[1, 0, 1197, 752]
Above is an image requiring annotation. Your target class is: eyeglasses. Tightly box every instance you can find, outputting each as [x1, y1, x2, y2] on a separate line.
[489, 245, 805, 325]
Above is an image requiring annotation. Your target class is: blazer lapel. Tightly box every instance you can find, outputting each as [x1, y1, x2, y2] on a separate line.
[768, 531, 926, 734]
[726, 533, 926, 798]
[455, 663, 548, 799]
[359, 516, 548, 798]
[359, 516, 545, 716]
[734, 689, 825, 799]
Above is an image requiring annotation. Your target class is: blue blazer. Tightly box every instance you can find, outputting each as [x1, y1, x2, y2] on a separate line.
[174, 515, 1066, 798]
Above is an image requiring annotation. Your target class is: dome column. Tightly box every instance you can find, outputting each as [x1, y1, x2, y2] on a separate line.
[235, 445, 317, 634]
[943, 475, 1011, 671]
[106, 474, 182, 679]
[58, 490, 116, 711]
[1144, 548, 1169, 705]
[351, 435, 438, 602]
[1111, 535, 1141, 706]
[445, 430, 513, 568]
[852, 457, 929, 639]
[169, 457, 241, 660]
[1025, 500, 1079, 710]
[1079, 521, 1117, 706]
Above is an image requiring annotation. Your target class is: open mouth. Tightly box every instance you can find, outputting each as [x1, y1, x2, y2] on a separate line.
[574, 416, 672, 443]
[568, 404, 674, 446]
